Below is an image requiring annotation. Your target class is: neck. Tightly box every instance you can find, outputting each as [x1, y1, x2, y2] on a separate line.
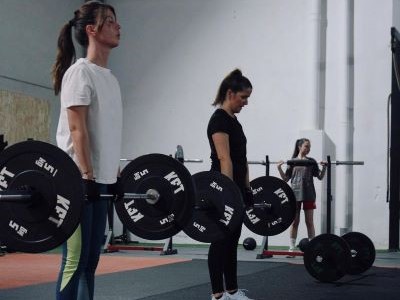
[221, 102, 234, 117]
[86, 43, 111, 68]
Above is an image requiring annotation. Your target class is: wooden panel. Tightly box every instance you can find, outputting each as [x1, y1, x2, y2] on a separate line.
[0, 89, 50, 146]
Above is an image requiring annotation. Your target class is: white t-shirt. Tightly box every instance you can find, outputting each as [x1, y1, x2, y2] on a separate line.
[56, 58, 122, 184]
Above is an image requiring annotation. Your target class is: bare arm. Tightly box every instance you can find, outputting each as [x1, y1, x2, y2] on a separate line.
[245, 163, 250, 188]
[317, 161, 327, 180]
[212, 132, 233, 180]
[67, 105, 93, 180]
[277, 160, 290, 182]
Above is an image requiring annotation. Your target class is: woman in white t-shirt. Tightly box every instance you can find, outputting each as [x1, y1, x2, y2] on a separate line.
[51, 1, 122, 299]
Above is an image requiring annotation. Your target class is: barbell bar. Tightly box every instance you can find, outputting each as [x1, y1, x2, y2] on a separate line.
[120, 158, 203, 163]
[0, 192, 32, 202]
[248, 159, 364, 166]
[194, 200, 271, 211]
[0, 190, 160, 203]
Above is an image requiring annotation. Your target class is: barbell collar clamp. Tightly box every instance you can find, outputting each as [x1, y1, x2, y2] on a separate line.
[253, 203, 272, 209]
[183, 159, 203, 163]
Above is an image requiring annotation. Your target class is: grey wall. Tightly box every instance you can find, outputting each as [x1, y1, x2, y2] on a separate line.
[0, 0, 83, 141]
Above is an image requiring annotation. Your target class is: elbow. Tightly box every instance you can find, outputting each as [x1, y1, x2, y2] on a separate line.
[217, 155, 231, 164]
[69, 126, 88, 142]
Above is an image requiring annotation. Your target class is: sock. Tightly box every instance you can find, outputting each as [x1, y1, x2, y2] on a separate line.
[215, 295, 223, 299]
[290, 238, 296, 249]
[228, 290, 238, 295]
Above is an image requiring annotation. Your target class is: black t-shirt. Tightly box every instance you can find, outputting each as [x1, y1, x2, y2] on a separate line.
[207, 109, 247, 189]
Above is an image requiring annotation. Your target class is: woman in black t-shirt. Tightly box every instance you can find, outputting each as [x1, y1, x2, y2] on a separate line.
[207, 69, 254, 300]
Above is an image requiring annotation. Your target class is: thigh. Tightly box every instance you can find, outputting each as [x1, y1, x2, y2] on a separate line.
[294, 202, 301, 219]
[302, 201, 316, 210]
[89, 185, 109, 251]
[304, 208, 314, 222]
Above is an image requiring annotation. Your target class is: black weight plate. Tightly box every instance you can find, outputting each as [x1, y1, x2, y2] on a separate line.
[183, 171, 244, 243]
[244, 176, 296, 236]
[7, 170, 57, 223]
[303, 234, 351, 282]
[341, 232, 376, 275]
[0, 140, 83, 253]
[115, 154, 195, 240]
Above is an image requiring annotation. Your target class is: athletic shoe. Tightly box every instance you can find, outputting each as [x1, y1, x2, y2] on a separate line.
[211, 293, 228, 300]
[226, 289, 254, 300]
[286, 247, 295, 258]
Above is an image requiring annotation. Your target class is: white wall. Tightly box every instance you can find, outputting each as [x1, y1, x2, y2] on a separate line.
[108, 0, 395, 249]
[109, 0, 311, 245]
[352, 0, 392, 245]
[0, 0, 395, 249]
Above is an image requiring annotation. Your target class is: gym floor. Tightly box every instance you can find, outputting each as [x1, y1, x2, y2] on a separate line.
[0, 244, 399, 300]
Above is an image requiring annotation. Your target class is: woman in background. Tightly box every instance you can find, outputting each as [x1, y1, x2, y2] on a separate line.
[277, 138, 326, 256]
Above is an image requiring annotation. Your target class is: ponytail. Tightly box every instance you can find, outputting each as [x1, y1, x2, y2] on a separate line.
[52, 21, 76, 95]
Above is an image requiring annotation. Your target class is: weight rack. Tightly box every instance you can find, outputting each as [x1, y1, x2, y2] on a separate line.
[248, 155, 364, 259]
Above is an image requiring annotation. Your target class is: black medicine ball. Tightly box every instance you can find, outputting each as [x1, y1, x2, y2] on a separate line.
[243, 237, 257, 250]
[298, 238, 310, 252]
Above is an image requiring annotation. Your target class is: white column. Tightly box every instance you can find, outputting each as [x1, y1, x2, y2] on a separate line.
[304, 0, 327, 130]
[335, 0, 354, 235]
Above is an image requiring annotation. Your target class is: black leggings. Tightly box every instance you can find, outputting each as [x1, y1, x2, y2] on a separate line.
[208, 224, 242, 294]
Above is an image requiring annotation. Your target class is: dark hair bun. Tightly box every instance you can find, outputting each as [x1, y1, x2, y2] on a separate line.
[229, 69, 243, 78]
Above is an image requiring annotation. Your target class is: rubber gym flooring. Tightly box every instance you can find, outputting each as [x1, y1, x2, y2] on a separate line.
[1, 245, 400, 300]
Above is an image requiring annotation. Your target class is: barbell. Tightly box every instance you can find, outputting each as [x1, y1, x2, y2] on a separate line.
[0, 140, 196, 252]
[248, 158, 364, 166]
[0, 140, 297, 251]
[0, 140, 366, 253]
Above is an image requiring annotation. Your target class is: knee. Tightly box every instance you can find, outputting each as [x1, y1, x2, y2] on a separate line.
[305, 218, 314, 228]
[292, 219, 300, 228]
[86, 257, 100, 273]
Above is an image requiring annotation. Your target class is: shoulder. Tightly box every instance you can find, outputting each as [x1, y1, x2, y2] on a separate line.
[306, 157, 320, 173]
[209, 109, 226, 122]
[306, 157, 317, 163]
[208, 109, 231, 133]
[64, 59, 91, 81]
[212, 108, 227, 117]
